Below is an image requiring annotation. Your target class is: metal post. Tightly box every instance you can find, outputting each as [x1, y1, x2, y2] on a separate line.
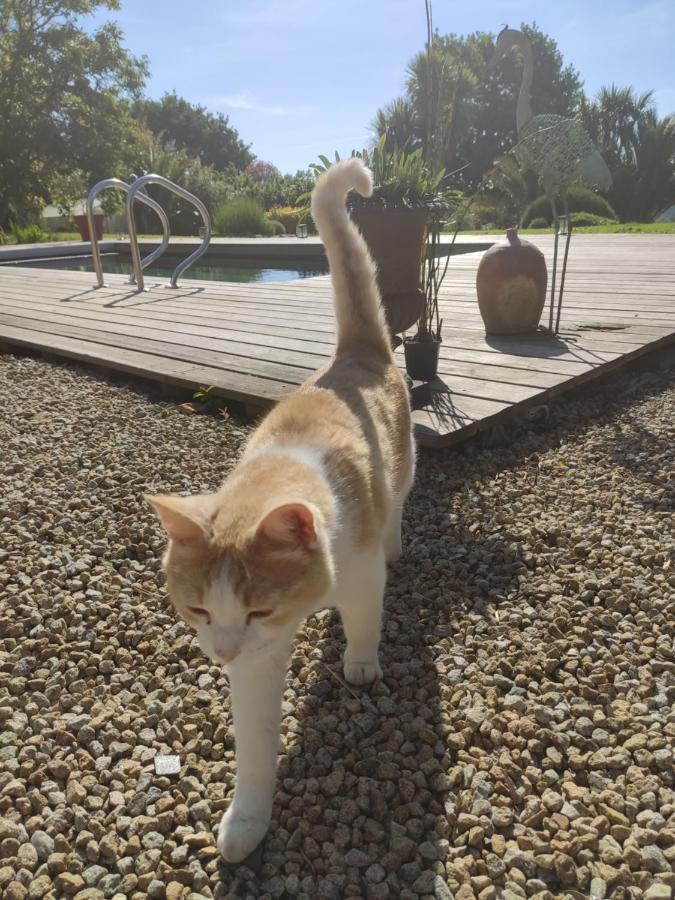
[548, 198, 559, 333]
[555, 195, 573, 334]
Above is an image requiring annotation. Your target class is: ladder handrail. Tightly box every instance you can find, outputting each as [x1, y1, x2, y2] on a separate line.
[126, 174, 211, 291]
[87, 178, 170, 287]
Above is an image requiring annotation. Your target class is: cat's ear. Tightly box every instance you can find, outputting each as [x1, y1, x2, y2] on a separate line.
[145, 494, 216, 545]
[256, 503, 317, 551]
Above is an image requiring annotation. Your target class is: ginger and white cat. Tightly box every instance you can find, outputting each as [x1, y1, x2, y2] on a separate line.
[147, 158, 415, 863]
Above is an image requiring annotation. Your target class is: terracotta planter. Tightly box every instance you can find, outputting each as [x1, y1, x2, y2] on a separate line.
[350, 207, 428, 336]
[74, 213, 104, 242]
[476, 228, 547, 334]
[404, 338, 441, 381]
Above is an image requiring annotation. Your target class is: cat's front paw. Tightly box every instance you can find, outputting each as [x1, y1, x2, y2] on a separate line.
[217, 808, 270, 863]
[344, 658, 382, 685]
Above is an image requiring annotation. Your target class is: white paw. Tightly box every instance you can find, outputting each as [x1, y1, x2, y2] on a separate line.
[344, 658, 382, 685]
[217, 808, 269, 863]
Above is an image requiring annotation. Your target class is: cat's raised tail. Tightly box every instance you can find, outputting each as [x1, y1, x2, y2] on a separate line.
[311, 158, 392, 360]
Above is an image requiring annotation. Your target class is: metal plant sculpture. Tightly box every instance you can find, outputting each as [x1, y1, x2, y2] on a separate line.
[491, 27, 613, 332]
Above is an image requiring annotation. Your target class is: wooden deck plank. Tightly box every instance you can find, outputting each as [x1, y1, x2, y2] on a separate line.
[5, 266, 675, 315]
[0, 308, 551, 407]
[3, 283, 665, 358]
[1, 233, 673, 447]
[0, 286, 619, 377]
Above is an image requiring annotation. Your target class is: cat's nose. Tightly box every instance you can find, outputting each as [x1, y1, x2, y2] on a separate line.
[214, 645, 240, 664]
[210, 626, 242, 664]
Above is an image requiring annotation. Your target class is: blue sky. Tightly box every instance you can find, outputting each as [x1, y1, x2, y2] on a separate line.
[92, 0, 674, 173]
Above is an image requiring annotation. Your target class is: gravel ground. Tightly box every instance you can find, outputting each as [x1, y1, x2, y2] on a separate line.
[0, 351, 673, 900]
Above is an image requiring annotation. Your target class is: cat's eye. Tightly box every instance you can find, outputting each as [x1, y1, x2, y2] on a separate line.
[246, 609, 273, 624]
[186, 606, 211, 625]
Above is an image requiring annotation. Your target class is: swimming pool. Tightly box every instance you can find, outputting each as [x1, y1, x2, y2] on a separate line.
[8, 253, 328, 283]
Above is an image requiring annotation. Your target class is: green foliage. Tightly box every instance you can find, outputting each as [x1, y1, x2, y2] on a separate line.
[268, 206, 313, 235]
[245, 161, 281, 182]
[372, 99, 419, 154]
[0, 0, 149, 227]
[569, 212, 617, 227]
[521, 186, 618, 226]
[374, 23, 584, 192]
[11, 223, 48, 244]
[213, 199, 273, 237]
[49, 169, 89, 218]
[132, 138, 230, 235]
[223, 169, 316, 211]
[457, 221, 675, 234]
[135, 92, 253, 172]
[581, 88, 675, 221]
[0, 227, 8, 245]
[306, 137, 447, 210]
[581, 86, 655, 168]
[472, 154, 539, 228]
[192, 385, 222, 414]
[529, 217, 549, 228]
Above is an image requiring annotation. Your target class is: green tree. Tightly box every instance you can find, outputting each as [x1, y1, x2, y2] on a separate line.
[581, 85, 655, 167]
[372, 98, 419, 154]
[136, 92, 253, 172]
[128, 136, 231, 234]
[374, 23, 583, 191]
[473, 154, 539, 228]
[582, 87, 675, 220]
[0, 0, 149, 226]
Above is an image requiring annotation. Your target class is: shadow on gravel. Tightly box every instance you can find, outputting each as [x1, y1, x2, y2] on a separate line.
[605, 410, 674, 510]
[214, 523, 524, 898]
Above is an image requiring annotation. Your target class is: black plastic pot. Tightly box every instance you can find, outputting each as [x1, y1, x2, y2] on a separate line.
[404, 339, 441, 381]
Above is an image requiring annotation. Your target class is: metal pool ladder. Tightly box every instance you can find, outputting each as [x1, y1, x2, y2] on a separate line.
[87, 178, 170, 288]
[87, 174, 212, 291]
[126, 174, 211, 291]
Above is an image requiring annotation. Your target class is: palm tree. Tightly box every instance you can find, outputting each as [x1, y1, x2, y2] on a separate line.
[405, 38, 478, 173]
[474, 153, 538, 227]
[611, 111, 675, 221]
[371, 98, 420, 154]
[582, 85, 655, 167]
[582, 87, 675, 220]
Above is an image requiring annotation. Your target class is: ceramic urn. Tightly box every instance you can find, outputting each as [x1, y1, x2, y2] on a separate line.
[476, 228, 547, 334]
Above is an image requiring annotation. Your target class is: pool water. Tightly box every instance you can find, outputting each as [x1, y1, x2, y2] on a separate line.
[14, 254, 327, 283]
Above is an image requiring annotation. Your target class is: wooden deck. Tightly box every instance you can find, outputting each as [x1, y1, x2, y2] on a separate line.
[0, 234, 673, 447]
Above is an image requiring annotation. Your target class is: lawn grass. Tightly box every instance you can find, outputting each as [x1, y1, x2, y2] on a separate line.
[1, 231, 168, 244]
[454, 222, 675, 235]
[4, 222, 674, 246]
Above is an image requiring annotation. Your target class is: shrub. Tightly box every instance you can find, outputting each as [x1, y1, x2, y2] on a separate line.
[213, 198, 273, 236]
[49, 169, 89, 218]
[11, 222, 48, 243]
[268, 205, 314, 236]
[528, 217, 549, 228]
[569, 212, 617, 227]
[521, 186, 618, 227]
[0, 227, 7, 244]
[220, 169, 316, 211]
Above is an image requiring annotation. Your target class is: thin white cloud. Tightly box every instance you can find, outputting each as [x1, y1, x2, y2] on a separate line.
[212, 90, 310, 117]
[220, 90, 256, 110]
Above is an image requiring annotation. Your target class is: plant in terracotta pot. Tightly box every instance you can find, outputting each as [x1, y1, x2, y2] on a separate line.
[302, 137, 447, 341]
[50, 169, 103, 240]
